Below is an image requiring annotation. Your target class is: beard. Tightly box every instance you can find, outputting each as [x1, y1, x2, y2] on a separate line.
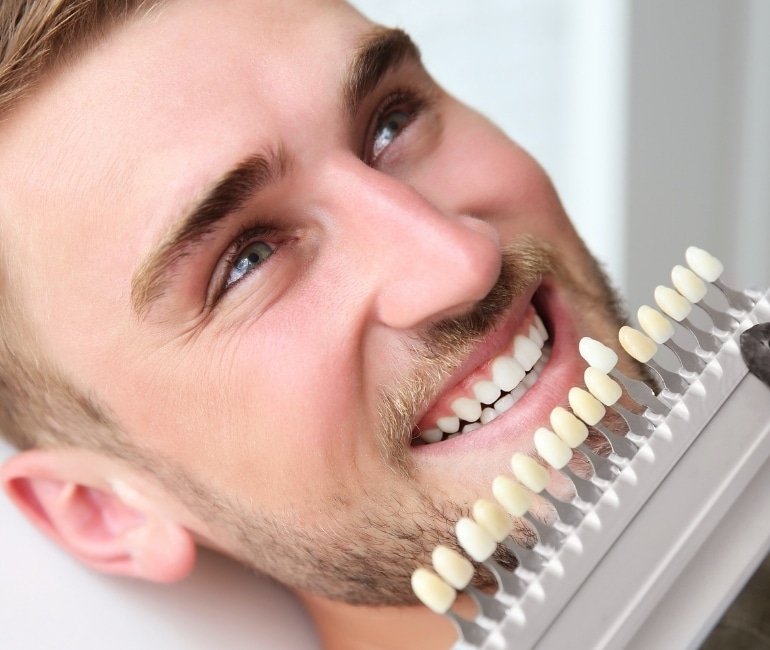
[171, 235, 629, 606]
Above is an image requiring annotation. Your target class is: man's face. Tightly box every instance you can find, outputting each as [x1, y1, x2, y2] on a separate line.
[0, 0, 624, 604]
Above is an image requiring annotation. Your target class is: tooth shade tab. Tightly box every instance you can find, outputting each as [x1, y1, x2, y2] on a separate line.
[451, 396, 482, 423]
[473, 499, 513, 542]
[619, 326, 657, 363]
[492, 475, 533, 516]
[432, 546, 475, 590]
[638, 305, 675, 344]
[411, 568, 456, 614]
[472, 380, 502, 405]
[456, 517, 497, 562]
[655, 285, 692, 321]
[491, 356, 526, 392]
[550, 405, 589, 446]
[420, 428, 443, 444]
[511, 453, 550, 493]
[534, 427, 573, 469]
[578, 337, 618, 373]
[584, 367, 623, 406]
[513, 335, 541, 371]
[436, 416, 460, 434]
[568, 388, 605, 426]
[672, 265, 707, 303]
[686, 246, 724, 282]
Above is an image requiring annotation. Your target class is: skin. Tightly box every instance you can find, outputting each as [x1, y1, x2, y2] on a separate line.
[0, 0, 630, 647]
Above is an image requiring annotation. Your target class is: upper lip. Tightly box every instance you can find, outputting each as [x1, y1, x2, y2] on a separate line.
[408, 281, 541, 438]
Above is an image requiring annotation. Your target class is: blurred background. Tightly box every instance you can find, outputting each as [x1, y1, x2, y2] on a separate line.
[2, 1, 768, 648]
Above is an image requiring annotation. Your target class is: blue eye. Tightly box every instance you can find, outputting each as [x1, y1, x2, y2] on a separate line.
[226, 241, 274, 287]
[372, 108, 411, 160]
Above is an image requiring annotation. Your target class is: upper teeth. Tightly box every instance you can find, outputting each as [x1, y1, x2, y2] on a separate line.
[419, 312, 549, 443]
[450, 397, 483, 423]
[490, 356, 525, 392]
[473, 381, 502, 405]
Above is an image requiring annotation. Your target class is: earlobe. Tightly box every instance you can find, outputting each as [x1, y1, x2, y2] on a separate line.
[1, 449, 196, 583]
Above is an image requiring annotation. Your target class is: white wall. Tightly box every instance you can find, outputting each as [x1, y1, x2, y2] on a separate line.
[622, 0, 770, 307]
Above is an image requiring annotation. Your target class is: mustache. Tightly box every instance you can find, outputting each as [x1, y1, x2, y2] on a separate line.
[427, 236, 559, 358]
[378, 235, 559, 471]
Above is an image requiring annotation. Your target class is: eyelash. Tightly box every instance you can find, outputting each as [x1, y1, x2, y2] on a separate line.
[366, 86, 431, 164]
[213, 221, 284, 301]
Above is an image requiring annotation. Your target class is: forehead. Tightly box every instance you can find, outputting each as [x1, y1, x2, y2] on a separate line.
[0, 0, 371, 337]
[4, 0, 368, 199]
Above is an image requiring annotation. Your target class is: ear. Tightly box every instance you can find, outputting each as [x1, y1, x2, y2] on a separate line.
[1, 448, 196, 583]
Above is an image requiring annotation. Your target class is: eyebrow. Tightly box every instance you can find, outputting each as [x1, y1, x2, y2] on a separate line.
[343, 27, 422, 117]
[131, 147, 289, 316]
[131, 27, 421, 318]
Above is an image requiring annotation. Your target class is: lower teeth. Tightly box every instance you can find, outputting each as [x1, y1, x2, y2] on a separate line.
[424, 344, 552, 443]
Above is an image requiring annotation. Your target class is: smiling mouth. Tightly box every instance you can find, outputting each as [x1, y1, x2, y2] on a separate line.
[412, 301, 551, 445]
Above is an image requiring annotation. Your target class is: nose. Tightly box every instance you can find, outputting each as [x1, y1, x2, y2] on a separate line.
[322, 158, 502, 330]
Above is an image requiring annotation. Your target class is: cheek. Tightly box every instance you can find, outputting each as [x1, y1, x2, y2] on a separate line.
[407, 109, 575, 239]
[123, 309, 373, 512]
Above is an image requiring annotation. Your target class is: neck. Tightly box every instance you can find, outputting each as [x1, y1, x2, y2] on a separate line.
[296, 590, 468, 650]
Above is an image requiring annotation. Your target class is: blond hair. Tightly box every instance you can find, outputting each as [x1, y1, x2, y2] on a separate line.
[0, 0, 164, 455]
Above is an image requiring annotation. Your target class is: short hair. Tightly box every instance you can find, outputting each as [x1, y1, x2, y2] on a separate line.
[0, 0, 164, 456]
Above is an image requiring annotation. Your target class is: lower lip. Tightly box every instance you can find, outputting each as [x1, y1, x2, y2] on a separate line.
[411, 285, 585, 456]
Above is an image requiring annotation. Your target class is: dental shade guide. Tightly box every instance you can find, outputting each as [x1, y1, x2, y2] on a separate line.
[411, 247, 770, 649]
[741, 323, 770, 389]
